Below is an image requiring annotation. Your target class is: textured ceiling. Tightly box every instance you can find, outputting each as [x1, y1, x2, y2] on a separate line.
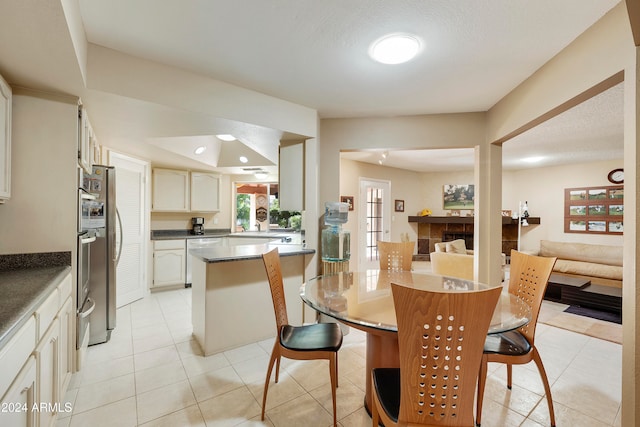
[0, 1, 623, 172]
[342, 82, 624, 171]
[79, 0, 619, 118]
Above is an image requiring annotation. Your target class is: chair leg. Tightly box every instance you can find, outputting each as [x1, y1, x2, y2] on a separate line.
[329, 354, 338, 427]
[476, 354, 488, 427]
[274, 354, 281, 383]
[335, 351, 339, 388]
[532, 347, 556, 427]
[262, 345, 279, 420]
[506, 363, 513, 389]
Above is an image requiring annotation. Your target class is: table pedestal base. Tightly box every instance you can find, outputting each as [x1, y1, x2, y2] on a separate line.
[364, 331, 400, 414]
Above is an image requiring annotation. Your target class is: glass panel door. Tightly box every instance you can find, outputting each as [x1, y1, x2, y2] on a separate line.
[358, 178, 391, 271]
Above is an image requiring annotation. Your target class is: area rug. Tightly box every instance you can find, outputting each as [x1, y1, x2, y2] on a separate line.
[564, 306, 622, 325]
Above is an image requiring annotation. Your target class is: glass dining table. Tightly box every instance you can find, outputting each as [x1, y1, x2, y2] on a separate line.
[300, 269, 532, 412]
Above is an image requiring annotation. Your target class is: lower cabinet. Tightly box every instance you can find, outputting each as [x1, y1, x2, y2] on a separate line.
[57, 297, 73, 395]
[153, 239, 186, 288]
[0, 356, 37, 427]
[0, 271, 73, 427]
[34, 318, 59, 427]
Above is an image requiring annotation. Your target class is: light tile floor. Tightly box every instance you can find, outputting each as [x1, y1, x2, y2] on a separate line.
[57, 280, 622, 427]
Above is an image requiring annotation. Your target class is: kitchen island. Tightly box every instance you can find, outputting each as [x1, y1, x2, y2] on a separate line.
[189, 240, 314, 355]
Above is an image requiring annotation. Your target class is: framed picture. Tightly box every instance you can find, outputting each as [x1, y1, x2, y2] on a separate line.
[443, 184, 474, 210]
[565, 186, 624, 235]
[394, 199, 404, 212]
[340, 196, 354, 211]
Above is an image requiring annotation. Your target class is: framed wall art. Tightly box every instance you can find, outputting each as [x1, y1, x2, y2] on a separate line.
[564, 185, 623, 234]
[340, 195, 354, 211]
[443, 184, 474, 210]
[394, 199, 404, 212]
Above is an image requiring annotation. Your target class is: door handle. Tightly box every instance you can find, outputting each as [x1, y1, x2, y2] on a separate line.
[79, 298, 96, 318]
[81, 235, 96, 244]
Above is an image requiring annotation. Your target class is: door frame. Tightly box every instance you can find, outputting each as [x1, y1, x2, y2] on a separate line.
[358, 178, 391, 271]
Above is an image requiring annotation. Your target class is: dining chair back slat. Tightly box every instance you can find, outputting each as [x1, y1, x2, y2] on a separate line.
[378, 241, 415, 271]
[372, 283, 501, 426]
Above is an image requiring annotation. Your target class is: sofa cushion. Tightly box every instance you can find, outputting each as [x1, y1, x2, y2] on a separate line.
[553, 259, 623, 281]
[445, 239, 467, 254]
[539, 240, 622, 267]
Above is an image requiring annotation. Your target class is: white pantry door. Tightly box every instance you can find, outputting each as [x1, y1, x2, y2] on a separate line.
[108, 151, 149, 307]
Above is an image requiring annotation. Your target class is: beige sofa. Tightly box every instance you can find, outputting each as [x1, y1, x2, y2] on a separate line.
[430, 239, 506, 281]
[537, 240, 622, 288]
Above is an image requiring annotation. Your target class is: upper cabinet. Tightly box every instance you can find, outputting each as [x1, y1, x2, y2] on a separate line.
[191, 172, 220, 212]
[78, 105, 94, 174]
[0, 73, 12, 203]
[152, 168, 220, 212]
[279, 141, 304, 212]
[152, 168, 190, 212]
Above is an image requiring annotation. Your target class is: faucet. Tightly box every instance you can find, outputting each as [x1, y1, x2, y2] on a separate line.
[255, 222, 261, 232]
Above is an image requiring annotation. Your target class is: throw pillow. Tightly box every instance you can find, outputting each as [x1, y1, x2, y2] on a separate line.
[445, 239, 467, 254]
[434, 242, 446, 252]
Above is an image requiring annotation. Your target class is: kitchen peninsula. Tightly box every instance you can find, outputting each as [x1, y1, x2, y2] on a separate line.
[189, 238, 314, 355]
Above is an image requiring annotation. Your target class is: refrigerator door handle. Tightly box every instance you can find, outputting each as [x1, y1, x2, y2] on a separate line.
[115, 207, 123, 266]
[79, 298, 96, 318]
[80, 235, 96, 244]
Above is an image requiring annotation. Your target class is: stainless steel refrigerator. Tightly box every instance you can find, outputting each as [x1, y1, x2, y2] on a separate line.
[85, 165, 119, 345]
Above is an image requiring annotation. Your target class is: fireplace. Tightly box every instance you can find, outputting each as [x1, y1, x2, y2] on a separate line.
[442, 231, 473, 249]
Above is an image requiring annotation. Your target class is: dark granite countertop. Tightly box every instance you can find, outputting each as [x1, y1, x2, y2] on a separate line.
[189, 243, 315, 263]
[0, 265, 72, 349]
[151, 229, 231, 240]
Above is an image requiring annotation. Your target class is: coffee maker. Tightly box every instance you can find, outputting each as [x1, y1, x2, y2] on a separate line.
[191, 217, 205, 235]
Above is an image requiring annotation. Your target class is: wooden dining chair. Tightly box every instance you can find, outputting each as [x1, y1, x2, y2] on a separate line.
[261, 248, 343, 426]
[476, 250, 557, 427]
[378, 240, 415, 271]
[371, 282, 502, 427]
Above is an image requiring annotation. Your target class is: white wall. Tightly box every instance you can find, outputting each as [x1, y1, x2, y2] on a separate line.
[0, 90, 78, 255]
[503, 159, 624, 252]
[340, 158, 625, 262]
[339, 158, 421, 264]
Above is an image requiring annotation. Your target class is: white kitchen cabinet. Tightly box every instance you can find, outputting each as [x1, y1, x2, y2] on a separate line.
[34, 318, 59, 427]
[0, 270, 72, 427]
[152, 168, 190, 212]
[190, 172, 220, 212]
[57, 295, 73, 397]
[78, 106, 93, 174]
[0, 356, 37, 427]
[0, 72, 12, 203]
[279, 141, 304, 211]
[153, 239, 186, 287]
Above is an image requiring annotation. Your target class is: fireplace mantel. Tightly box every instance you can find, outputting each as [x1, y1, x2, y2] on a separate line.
[408, 216, 540, 225]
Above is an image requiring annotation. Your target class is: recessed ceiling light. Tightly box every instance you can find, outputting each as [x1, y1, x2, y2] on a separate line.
[370, 34, 421, 64]
[194, 146, 207, 155]
[239, 156, 248, 163]
[216, 134, 236, 141]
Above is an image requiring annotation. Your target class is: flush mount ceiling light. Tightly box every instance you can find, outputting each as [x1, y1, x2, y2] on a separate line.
[254, 170, 268, 179]
[369, 34, 421, 64]
[194, 146, 207, 155]
[216, 134, 236, 141]
[522, 156, 544, 163]
[239, 156, 248, 163]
